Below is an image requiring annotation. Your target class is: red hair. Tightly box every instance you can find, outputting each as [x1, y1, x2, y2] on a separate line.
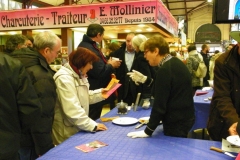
[69, 47, 99, 69]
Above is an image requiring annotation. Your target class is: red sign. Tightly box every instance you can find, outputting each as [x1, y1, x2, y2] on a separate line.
[0, 0, 177, 36]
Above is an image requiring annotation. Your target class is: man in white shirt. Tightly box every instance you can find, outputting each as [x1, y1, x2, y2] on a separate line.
[111, 33, 137, 105]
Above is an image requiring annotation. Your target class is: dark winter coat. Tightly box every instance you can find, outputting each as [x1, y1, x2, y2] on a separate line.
[0, 53, 41, 159]
[10, 48, 57, 155]
[78, 34, 114, 90]
[207, 45, 240, 141]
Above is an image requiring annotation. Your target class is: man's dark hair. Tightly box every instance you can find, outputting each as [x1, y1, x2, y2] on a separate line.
[5, 34, 27, 53]
[26, 35, 34, 44]
[86, 24, 105, 37]
[187, 44, 196, 52]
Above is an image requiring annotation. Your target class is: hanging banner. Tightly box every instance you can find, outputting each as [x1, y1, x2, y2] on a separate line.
[0, 0, 177, 36]
[156, 0, 178, 36]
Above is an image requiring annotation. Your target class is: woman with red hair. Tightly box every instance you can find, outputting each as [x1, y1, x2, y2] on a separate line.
[52, 47, 108, 145]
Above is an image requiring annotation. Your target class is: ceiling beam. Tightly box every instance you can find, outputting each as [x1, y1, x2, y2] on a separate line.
[164, 0, 204, 3]
[13, 0, 53, 7]
[184, 0, 188, 20]
[187, 2, 207, 13]
[173, 14, 187, 16]
[169, 7, 195, 10]
[165, 0, 170, 10]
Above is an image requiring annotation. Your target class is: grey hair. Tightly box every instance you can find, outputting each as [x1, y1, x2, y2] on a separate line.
[5, 34, 27, 53]
[139, 41, 146, 52]
[132, 34, 147, 51]
[34, 31, 60, 50]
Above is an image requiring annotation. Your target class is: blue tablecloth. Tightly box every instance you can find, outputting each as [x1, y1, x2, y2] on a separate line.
[38, 105, 236, 160]
[191, 89, 214, 131]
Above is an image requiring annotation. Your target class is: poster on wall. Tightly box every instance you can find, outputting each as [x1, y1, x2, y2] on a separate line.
[61, 46, 69, 65]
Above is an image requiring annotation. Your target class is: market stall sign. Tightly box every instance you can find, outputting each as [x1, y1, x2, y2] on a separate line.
[0, 0, 177, 36]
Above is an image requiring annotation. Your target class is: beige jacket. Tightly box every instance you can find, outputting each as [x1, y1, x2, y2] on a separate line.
[52, 63, 105, 145]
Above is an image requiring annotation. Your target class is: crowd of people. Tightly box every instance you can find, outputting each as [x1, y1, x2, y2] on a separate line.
[1, 23, 240, 160]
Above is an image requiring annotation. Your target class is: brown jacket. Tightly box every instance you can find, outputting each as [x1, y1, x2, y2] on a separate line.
[207, 45, 240, 141]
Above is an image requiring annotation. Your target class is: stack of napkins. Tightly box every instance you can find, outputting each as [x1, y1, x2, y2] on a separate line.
[202, 87, 213, 91]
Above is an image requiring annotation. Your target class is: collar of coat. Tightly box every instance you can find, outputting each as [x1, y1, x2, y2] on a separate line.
[188, 50, 198, 56]
[224, 45, 240, 75]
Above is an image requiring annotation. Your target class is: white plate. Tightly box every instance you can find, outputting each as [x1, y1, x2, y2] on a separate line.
[112, 117, 138, 125]
[227, 135, 240, 146]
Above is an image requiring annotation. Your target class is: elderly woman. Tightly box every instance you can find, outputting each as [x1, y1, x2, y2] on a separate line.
[131, 34, 156, 100]
[127, 35, 195, 138]
[52, 47, 108, 145]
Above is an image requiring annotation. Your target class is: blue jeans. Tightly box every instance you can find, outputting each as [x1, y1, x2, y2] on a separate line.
[18, 147, 38, 160]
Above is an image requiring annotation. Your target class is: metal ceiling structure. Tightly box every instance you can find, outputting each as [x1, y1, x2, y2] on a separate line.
[162, 0, 212, 21]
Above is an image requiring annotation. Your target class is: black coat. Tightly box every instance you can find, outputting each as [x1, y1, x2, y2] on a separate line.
[111, 43, 155, 104]
[10, 48, 57, 155]
[0, 53, 41, 159]
[144, 57, 195, 137]
[200, 51, 211, 86]
[78, 35, 114, 89]
[207, 45, 240, 141]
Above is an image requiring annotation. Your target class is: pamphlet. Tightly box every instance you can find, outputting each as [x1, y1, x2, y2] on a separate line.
[102, 77, 121, 99]
[75, 140, 108, 153]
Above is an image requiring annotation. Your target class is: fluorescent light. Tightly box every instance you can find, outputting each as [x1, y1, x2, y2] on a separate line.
[146, 28, 153, 31]
[8, 31, 17, 35]
[135, 29, 142, 32]
[124, 30, 131, 32]
[34, 30, 50, 32]
[138, 24, 145, 27]
[72, 28, 87, 32]
[207, 0, 212, 2]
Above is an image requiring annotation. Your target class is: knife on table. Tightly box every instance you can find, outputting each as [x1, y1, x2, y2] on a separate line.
[135, 120, 149, 129]
[210, 146, 236, 158]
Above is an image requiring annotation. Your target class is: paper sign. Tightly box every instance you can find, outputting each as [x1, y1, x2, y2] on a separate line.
[75, 140, 108, 153]
[102, 78, 121, 99]
[105, 78, 119, 90]
[222, 138, 240, 153]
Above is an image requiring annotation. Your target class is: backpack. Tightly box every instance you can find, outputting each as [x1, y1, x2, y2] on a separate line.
[192, 55, 207, 78]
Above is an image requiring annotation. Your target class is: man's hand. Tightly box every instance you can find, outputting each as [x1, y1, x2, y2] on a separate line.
[127, 130, 149, 138]
[229, 122, 238, 135]
[127, 70, 147, 85]
[108, 58, 121, 68]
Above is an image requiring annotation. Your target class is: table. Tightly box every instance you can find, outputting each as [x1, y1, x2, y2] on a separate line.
[191, 89, 214, 131]
[38, 105, 236, 160]
[190, 89, 214, 139]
